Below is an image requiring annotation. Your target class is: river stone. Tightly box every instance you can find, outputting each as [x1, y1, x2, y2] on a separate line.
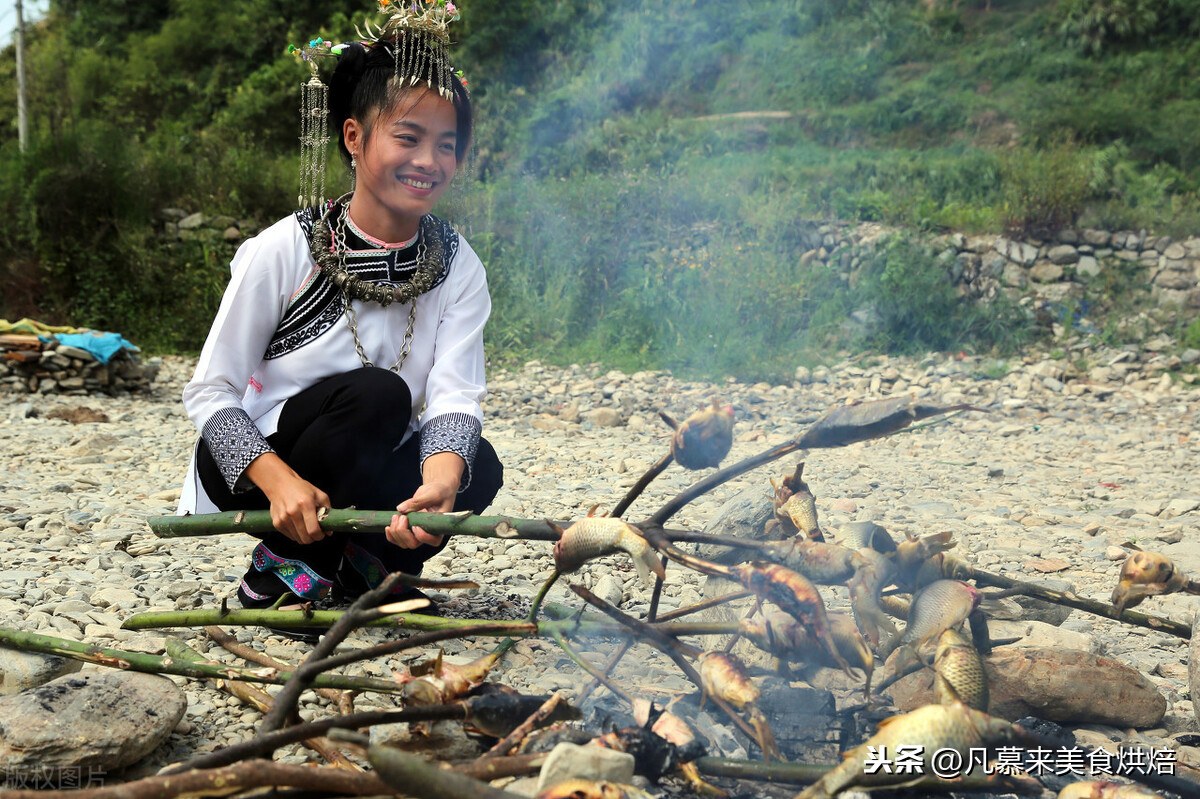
[1010, 578, 1076, 626]
[0, 671, 186, 775]
[0, 649, 82, 695]
[888, 647, 1166, 728]
[536, 742, 635, 792]
[1190, 614, 1200, 727]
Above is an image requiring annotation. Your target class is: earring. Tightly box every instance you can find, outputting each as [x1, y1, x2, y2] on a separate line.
[351, 154, 357, 191]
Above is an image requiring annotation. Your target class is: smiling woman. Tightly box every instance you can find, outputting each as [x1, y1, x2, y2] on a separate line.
[175, 1, 503, 639]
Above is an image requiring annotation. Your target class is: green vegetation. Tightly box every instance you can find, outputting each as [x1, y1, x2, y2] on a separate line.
[1, 0, 1199, 378]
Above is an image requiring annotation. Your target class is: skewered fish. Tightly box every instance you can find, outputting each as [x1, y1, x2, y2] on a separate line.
[848, 548, 899, 647]
[632, 699, 726, 797]
[757, 537, 864, 585]
[663, 399, 736, 470]
[740, 611, 874, 691]
[795, 702, 1016, 799]
[1058, 782, 1165, 799]
[728, 562, 855, 676]
[698, 651, 781, 761]
[771, 463, 824, 541]
[551, 512, 665, 588]
[881, 579, 980, 660]
[1111, 551, 1194, 614]
[933, 629, 988, 711]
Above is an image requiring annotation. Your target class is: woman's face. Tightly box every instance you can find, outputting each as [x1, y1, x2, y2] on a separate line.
[344, 89, 458, 239]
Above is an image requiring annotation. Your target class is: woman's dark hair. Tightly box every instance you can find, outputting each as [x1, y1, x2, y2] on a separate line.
[329, 40, 472, 165]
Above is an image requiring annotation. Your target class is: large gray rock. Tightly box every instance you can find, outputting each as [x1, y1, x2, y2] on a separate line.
[0, 648, 82, 695]
[697, 485, 778, 665]
[1010, 579, 1077, 626]
[0, 671, 186, 775]
[889, 647, 1166, 728]
[1047, 245, 1080, 265]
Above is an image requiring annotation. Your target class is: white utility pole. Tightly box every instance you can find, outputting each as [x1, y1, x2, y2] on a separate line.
[15, 0, 29, 153]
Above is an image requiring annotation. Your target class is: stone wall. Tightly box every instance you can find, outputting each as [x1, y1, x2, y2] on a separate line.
[160, 208, 261, 247]
[792, 222, 1200, 309]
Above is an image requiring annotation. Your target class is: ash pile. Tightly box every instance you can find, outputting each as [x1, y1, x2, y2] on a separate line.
[1, 395, 1198, 799]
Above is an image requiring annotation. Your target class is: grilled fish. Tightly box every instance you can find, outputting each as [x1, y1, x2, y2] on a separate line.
[729, 562, 854, 676]
[1058, 782, 1165, 799]
[848, 548, 899, 648]
[934, 629, 988, 711]
[698, 651, 781, 762]
[537, 780, 656, 799]
[757, 537, 864, 585]
[667, 399, 735, 470]
[881, 579, 980, 660]
[632, 699, 726, 797]
[551, 513, 665, 588]
[771, 462, 824, 540]
[796, 702, 1016, 799]
[741, 611, 874, 693]
[1112, 551, 1190, 614]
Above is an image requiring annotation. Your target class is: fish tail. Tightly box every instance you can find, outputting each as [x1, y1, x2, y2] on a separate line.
[679, 762, 729, 798]
[748, 706, 782, 763]
[627, 545, 666, 587]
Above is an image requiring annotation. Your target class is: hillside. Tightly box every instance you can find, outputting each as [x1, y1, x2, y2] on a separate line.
[1, 0, 1198, 378]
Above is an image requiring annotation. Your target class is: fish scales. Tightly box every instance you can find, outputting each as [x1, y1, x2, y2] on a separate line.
[934, 629, 988, 711]
[759, 538, 862, 585]
[552, 517, 664, 587]
[795, 702, 1014, 799]
[884, 579, 979, 657]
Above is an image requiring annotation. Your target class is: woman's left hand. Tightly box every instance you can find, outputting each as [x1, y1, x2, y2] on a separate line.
[387, 479, 457, 549]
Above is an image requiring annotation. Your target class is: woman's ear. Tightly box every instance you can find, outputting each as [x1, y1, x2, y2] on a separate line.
[343, 117, 363, 158]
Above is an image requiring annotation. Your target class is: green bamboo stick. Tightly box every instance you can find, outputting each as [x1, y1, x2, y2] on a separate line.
[0, 626, 403, 693]
[148, 509, 561, 540]
[121, 607, 742, 638]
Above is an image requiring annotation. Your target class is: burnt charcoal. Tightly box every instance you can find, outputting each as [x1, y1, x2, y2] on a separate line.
[1012, 715, 1070, 743]
[515, 724, 595, 754]
[607, 726, 681, 780]
[756, 681, 841, 762]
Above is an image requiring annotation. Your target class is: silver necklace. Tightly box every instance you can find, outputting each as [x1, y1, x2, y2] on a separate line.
[312, 193, 445, 373]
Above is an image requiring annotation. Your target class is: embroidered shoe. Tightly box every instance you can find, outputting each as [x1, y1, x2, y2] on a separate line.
[235, 585, 331, 644]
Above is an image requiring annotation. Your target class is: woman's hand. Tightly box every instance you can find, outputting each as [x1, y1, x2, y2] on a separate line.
[387, 480, 456, 549]
[247, 453, 332, 545]
[386, 452, 465, 549]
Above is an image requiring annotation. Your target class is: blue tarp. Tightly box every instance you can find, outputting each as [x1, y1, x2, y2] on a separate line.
[50, 332, 140, 365]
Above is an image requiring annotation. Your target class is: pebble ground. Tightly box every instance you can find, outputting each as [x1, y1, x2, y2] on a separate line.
[2, 341, 1198, 792]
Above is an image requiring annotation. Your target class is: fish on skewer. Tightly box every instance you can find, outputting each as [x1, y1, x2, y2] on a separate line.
[835, 520, 898, 554]
[537, 780, 656, 799]
[891, 531, 958, 589]
[756, 536, 865, 585]
[795, 396, 984, 450]
[1058, 782, 1166, 799]
[933, 629, 988, 711]
[550, 511, 665, 588]
[632, 699, 727, 798]
[661, 399, 736, 470]
[740, 611, 874, 693]
[1111, 551, 1196, 613]
[728, 562, 856, 677]
[914, 550, 976, 588]
[848, 548, 899, 648]
[770, 463, 825, 541]
[880, 579, 981, 662]
[698, 651, 782, 762]
[795, 702, 1017, 799]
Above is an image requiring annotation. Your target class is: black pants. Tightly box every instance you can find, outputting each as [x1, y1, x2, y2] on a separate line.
[196, 368, 503, 601]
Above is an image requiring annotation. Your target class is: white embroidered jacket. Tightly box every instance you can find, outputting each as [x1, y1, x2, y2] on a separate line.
[177, 210, 488, 515]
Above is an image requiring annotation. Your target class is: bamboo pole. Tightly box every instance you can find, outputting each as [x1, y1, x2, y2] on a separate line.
[0, 626, 403, 693]
[969, 566, 1191, 639]
[369, 744, 528, 799]
[0, 762, 393, 799]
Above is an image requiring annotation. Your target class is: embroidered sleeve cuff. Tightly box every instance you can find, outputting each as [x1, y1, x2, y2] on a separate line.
[201, 407, 275, 493]
[420, 412, 482, 492]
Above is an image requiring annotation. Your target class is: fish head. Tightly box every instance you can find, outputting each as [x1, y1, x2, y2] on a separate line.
[1120, 551, 1175, 585]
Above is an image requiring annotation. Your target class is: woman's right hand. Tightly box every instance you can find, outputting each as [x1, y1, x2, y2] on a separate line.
[246, 453, 331, 545]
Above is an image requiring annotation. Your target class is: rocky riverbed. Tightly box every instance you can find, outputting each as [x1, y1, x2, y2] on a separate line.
[1, 341, 1199, 793]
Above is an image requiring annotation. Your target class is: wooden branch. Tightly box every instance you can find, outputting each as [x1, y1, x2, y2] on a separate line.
[477, 692, 565, 761]
[0, 626, 402, 693]
[611, 451, 673, 518]
[203, 626, 344, 705]
[0, 761, 393, 799]
[163, 637, 361, 772]
[369, 744, 528, 799]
